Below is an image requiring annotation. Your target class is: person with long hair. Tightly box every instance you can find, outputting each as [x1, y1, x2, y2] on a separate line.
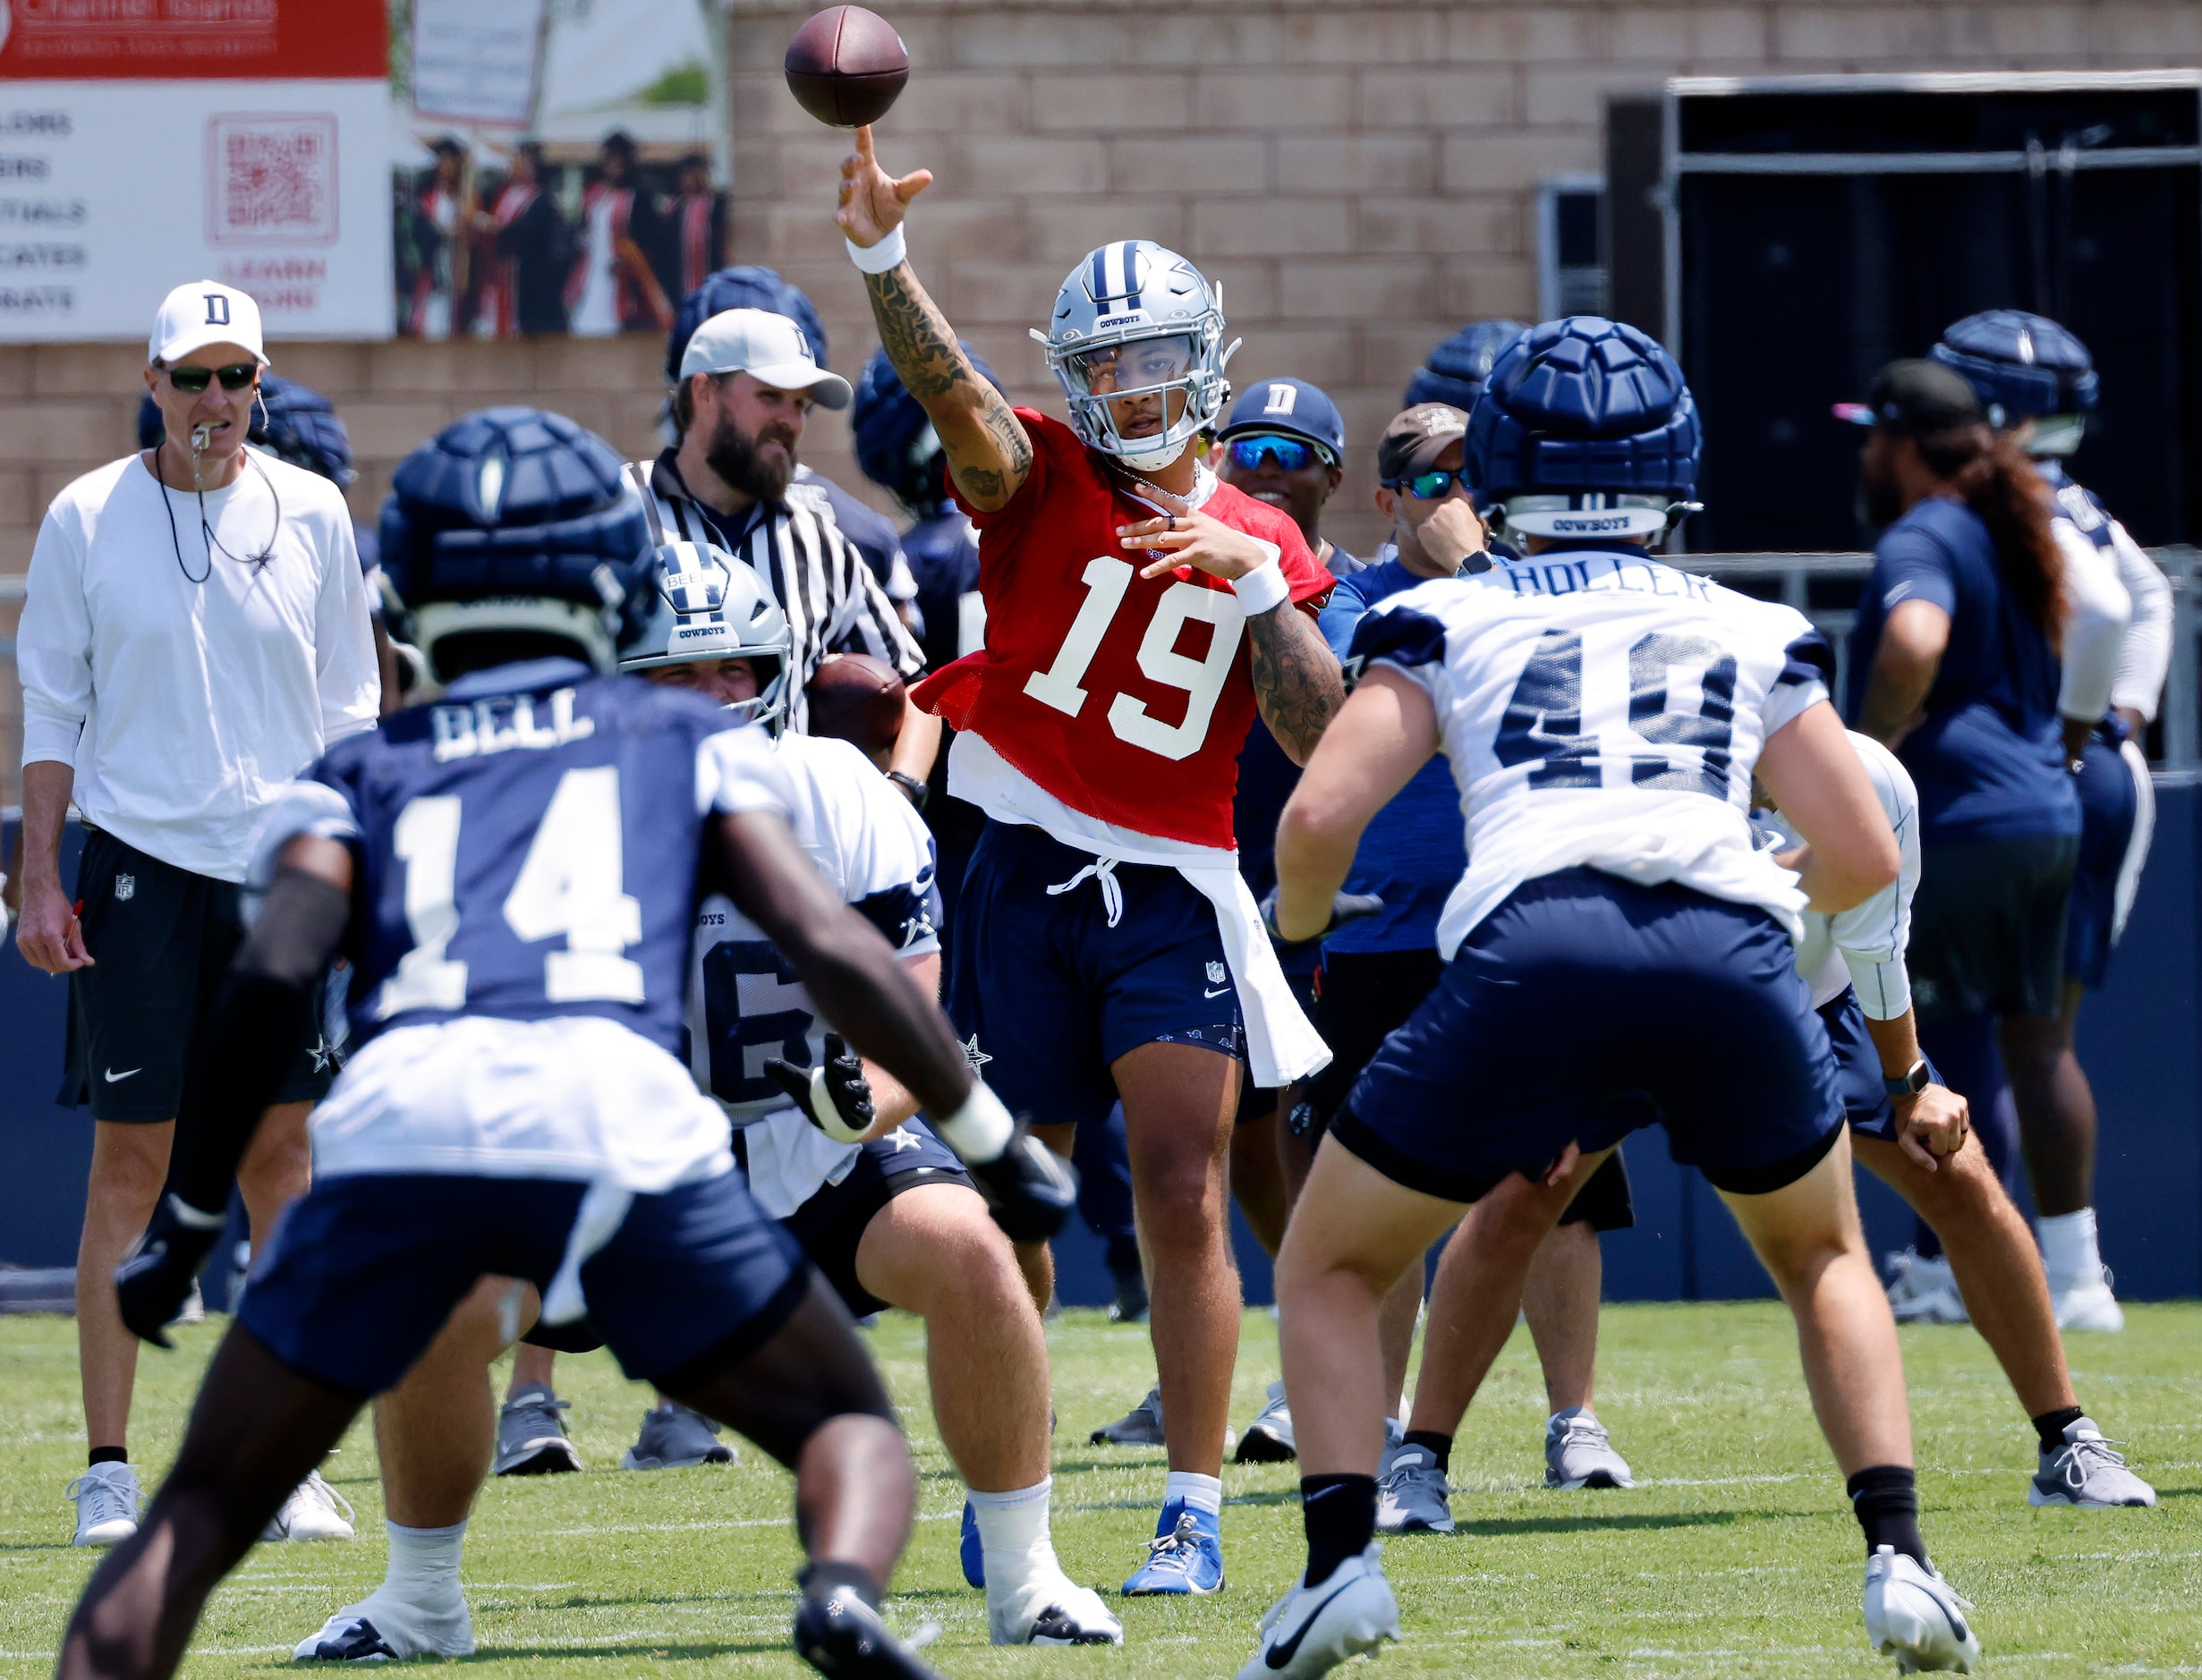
[1841, 360, 2129, 1332]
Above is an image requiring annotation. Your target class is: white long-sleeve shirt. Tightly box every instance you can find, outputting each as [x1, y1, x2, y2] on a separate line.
[19, 447, 380, 881]
[2052, 517, 2132, 727]
[2045, 466, 2173, 723]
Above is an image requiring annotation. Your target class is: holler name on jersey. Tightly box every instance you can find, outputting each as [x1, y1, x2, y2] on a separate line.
[247, 659, 793, 1190]
[684, 731, 944, 1219]
[1348, 550, 1834, 958]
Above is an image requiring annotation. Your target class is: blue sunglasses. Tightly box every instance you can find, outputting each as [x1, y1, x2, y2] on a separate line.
[1226, 435, 1330, 473]
[1384, 469, 1468, 500]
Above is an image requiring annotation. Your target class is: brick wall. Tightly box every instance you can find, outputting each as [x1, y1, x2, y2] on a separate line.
[725, 0, 2202, 565]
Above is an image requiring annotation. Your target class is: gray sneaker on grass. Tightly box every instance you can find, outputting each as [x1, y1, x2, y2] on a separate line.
[493, 1384, 580, 1476]
[621, 1401, 735, 1470]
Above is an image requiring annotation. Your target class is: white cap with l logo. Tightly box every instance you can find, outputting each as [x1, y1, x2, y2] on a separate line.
[149, 280, 268, 368]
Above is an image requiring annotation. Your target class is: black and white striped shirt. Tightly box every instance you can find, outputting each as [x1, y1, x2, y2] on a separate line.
[625, 452, 923, 734]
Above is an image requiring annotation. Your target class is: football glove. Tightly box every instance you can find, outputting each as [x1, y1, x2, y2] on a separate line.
[115, 1194, 225, 1350]
[764, 1033, 876, 1145]
[965, 1120, 1080, 1244]
[1259, 887, 1384, 961]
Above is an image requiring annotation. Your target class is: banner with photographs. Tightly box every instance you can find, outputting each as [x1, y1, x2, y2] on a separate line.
[395, 0, 727, 340]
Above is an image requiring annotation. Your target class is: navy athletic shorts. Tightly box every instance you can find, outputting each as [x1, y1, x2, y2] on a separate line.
[1336, 869, 1843, 1203]
[2065, 729, 2151, 990]
[1819, 988, 1943, 1143]
[763, 1120, 973, 1319]
[948, 819, 1244, 1133]
[1909, 833, 2077, 1023]
[241, 1171, 805, 1396]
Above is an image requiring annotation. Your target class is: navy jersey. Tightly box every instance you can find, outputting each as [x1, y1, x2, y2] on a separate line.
[276, 658, 789, 1056]
[1843, 497, 2078, 844]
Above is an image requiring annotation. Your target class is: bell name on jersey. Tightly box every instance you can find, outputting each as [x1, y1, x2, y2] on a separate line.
[1348, 549, 1834, 959]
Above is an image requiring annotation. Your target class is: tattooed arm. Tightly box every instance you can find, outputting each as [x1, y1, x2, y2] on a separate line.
[836, 126, 1032, 511]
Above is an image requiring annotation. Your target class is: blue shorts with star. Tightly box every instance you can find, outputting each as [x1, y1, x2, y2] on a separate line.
[948, 819, 1245, 1133]
[1337, 869, 1844, 1201]
[1820, 987, 1943, 1143]
[240, 1169, 805, 1396]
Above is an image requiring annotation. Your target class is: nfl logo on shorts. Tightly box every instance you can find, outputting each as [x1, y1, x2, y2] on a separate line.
[114, 873, 134, 902]
[1206, 961, 1226, 985]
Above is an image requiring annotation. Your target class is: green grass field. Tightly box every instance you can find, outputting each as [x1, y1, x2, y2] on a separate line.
[1, 1304, 2197, 1677]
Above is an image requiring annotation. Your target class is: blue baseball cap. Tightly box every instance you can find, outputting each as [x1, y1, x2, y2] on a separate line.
[1216, 378, 1346, 462]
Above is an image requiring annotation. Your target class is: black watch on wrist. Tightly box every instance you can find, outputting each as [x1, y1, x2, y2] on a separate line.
[1883, 1058, 1930, 1099]
[885, 769, 929, 811]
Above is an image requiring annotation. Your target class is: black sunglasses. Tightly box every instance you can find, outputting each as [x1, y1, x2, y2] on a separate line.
[1384, 469, 1467, 500]
[166, 362, 259, 395]
[1226, 435, 1328, 474]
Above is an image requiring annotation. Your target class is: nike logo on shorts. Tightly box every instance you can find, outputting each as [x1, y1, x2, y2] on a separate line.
[104, 1067, 142, 1082]
[1203, 985, 1230, 998]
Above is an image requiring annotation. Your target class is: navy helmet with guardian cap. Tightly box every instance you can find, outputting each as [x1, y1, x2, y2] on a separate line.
[1403, 319, 1529, 413]
[619, 541, 795, 733]
[1928, 310, 2098, 454]
[1037, 240, 1237, 471]
[1462, 316, 1701, 542]
[851, 341, 1003, 513]
[378, 406, 653, 680]
[666, 266, 829, 387]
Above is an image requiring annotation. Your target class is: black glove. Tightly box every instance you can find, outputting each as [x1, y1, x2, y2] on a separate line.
[115, 1195, 224, 1350]
[1259, 887, 1384, 961]
[764, 1033, 876, 1143]
[965, 1121, 1079, 1244]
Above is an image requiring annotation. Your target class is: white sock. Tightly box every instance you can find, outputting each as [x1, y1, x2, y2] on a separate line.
[2039, 1209, 2103, 1283]
[1164, 1471, 1222, 1516]
[383, 1519, 466, 1606]
[970, 1479, 1057, 1595]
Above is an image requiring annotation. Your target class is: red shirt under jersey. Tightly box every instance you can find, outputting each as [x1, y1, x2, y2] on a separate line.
[912, 409, 1334, 849]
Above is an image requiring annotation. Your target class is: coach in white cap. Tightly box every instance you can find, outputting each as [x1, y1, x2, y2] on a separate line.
[14, 279, 378, 1548]
[621, 306, 937, 785]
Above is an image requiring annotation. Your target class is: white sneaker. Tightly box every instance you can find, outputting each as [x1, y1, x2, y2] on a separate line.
[67, 1462, 142, 1548]
[2030, 1417, 2156, 1507]
[1544, 1408, 1635, 1489]
[2050, 1267, 2125, 1332]
[1375, 1441, 1453, 1534]
[263, 1471, 355, 1542]
[1235, 1379, 1297, 1464]
[1237, 1545, 1401, 1679]
[1862, 1545, 1981, 1674]
[988, 1568, 1123, 1646]
[1885, 1250, 1968, 1324]
[293, 1590, 475, 1661]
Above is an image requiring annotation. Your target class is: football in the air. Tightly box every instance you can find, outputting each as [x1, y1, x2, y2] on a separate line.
[805, 651, 906, 759]
[784, 6, 910, 129]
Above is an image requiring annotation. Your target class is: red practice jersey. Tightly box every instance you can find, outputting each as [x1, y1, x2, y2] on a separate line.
[913, 409, 1333, 849]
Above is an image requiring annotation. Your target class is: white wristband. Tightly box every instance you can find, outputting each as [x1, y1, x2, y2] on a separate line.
[933, 1080, 1014, 1165]
[1233, 556, 1290, 616]
[802, 1066, 871, 1144]
[846, 224, 907, 276]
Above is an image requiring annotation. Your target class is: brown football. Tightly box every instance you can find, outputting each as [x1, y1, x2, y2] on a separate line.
[805, 651, 906, 759]
[784, 6, 910, 129]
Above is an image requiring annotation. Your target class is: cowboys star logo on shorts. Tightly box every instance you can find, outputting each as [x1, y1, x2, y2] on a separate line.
[1206, 961, 1226, 985]
[961, 1033, 992, 1070]
[114, 873, 135, 903]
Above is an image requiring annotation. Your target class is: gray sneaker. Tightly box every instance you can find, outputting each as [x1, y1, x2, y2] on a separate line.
[1544, 1408, 1635, 1489]
[1374, 1441, 1453, 1533]
[1235, 1380, 1296, 1464]
[620, 1401, 735, 1470]
[2029, 1417, 2156, 1507]
[1089, 1386, 1165, 1447]
[494, 1384, 581, 1476]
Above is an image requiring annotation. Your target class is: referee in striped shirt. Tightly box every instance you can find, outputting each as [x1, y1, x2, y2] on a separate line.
[628, 306, 937, 795]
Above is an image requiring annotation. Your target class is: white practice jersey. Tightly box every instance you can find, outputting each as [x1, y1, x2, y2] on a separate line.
[684, 731, 941, 1218]
[1756, 732, 1921, 1019]
[1349, 549, 1832, 959]
[2048, 471, 2172, 722]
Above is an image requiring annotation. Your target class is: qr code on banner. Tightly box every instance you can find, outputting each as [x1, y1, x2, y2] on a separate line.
[206, 115, 339, 246]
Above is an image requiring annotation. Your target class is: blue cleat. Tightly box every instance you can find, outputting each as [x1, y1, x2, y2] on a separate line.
[1121, 1499, 1224, 1596]
[960, 1498, 985, 1589]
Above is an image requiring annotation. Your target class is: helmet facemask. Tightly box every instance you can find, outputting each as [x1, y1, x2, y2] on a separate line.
[618, 541, 795, 734]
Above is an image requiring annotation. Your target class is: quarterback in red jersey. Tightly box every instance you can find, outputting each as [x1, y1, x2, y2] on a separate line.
[838, 127, 1345, 1598]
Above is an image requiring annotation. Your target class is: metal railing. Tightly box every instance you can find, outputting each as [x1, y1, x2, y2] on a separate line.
[2, 550, 2199, 804]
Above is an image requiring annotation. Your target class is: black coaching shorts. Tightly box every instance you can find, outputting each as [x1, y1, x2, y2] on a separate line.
[1908, 833, 2079, 1024]
[61, 827, 336, 1123]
